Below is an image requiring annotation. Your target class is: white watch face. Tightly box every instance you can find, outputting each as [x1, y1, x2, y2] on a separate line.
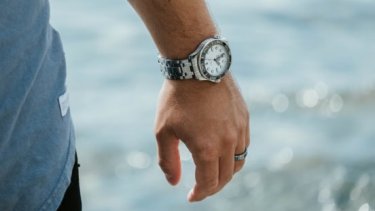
[199, 39, 231, 80]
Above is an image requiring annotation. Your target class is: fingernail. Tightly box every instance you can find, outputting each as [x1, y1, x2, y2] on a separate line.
[188, 189, 194, 202]
[165, 174, 173, 183]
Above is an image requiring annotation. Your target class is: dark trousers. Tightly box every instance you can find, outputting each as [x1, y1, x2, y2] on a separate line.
[57, 153, 82, 211]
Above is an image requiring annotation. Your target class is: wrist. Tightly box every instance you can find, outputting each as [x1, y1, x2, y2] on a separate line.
[159, 36, 232, 83]
[159, 30, 217, 59]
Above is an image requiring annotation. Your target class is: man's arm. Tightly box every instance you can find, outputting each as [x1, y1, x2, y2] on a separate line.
[128, 0, 250, 202]
[128, 0, 216, 59]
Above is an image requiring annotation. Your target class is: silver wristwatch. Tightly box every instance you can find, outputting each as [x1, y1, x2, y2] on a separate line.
[158, 36, 232, 83]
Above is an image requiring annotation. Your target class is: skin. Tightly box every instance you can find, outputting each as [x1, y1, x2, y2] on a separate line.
[128, 0, 250, 202]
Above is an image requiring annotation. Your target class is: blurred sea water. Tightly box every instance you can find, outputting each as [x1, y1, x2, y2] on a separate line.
[50, 0, 375, 210]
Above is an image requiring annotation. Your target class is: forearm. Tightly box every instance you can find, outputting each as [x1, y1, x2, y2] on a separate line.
[128, 0, 217, 59]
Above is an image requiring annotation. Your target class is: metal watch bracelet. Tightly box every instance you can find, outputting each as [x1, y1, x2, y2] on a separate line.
[158, 56, 195, 80]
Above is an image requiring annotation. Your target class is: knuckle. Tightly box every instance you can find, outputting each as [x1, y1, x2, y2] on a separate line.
[195, 143, 217, 162]
[198, 152, 216, 163]
[205, 179, 219, 192]
[154, 126, 170, 143]
[223, 131, 237, 142]
[225, 140, 238, 151]
[154, 128, 163, 142]
[222, 133, 236, 146]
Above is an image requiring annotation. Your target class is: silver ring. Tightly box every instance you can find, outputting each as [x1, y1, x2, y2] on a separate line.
[234, 147, 248, 161]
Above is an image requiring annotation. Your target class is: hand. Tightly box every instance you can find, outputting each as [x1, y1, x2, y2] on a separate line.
[154, 73, 250, 202]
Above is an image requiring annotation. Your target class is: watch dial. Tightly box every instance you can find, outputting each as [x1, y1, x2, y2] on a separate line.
[202, 42, 231, 77]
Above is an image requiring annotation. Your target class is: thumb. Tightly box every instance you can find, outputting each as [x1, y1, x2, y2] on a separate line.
[155, 128, 181, 186]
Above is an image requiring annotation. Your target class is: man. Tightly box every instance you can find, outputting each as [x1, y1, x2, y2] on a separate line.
[0, 0, 250, 210]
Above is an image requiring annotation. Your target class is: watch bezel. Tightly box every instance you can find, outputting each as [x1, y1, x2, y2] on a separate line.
[197, 39, 232, 82]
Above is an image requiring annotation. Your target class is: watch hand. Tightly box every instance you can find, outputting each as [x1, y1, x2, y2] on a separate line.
[217, 53, 225, 60]
[214, 58, 220, 66]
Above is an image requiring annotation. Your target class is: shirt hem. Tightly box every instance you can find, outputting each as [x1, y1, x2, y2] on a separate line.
[39, 123, 76, 211]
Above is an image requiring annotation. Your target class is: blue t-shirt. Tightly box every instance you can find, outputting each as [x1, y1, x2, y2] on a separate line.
[0, 0, 75, 210]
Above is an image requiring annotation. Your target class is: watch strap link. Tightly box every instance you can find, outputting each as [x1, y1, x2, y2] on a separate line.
[158, 57, 195, 80]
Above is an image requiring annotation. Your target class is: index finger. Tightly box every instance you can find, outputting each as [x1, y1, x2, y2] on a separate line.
[188, 152, 219, 202]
